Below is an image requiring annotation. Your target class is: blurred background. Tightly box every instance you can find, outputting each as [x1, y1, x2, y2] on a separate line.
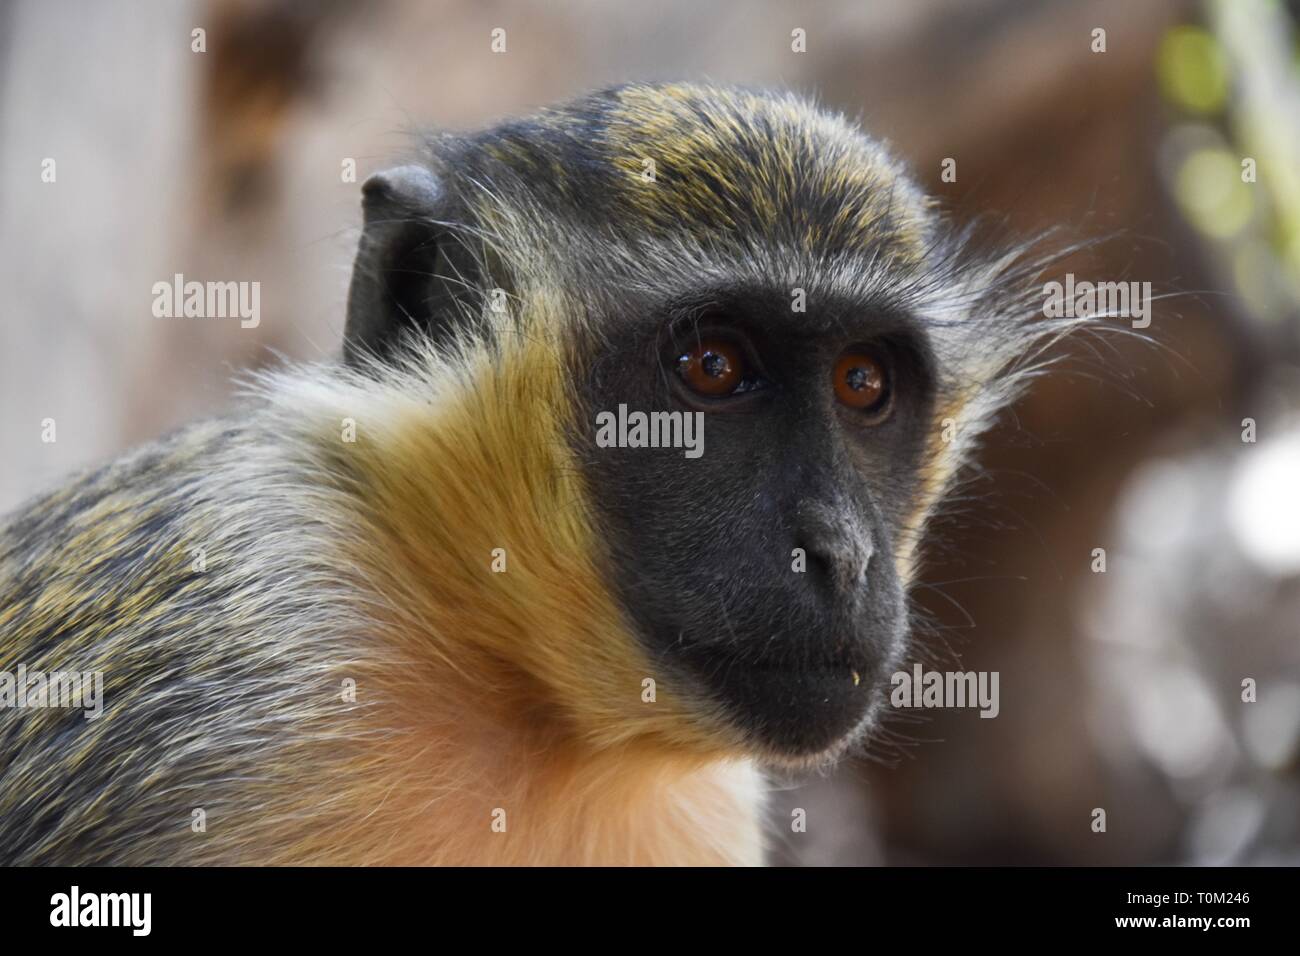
[1, 0, 1297, 864]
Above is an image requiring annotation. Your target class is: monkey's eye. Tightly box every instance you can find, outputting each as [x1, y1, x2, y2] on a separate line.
[676, 338, 759, 398]
[833, 349, 892, 419]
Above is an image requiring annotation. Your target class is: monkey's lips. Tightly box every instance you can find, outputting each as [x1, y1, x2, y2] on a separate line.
[679, 642, 888, 760]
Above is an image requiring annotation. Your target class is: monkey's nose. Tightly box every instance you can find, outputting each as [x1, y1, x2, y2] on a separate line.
[798, 511, 874, 602]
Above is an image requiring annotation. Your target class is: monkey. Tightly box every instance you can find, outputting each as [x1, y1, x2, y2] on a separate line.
[0, 82, 1081, 865]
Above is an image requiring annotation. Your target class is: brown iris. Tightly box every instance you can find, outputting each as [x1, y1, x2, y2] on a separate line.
[833, 350, 890, 415]
[677, 338, 745, 397]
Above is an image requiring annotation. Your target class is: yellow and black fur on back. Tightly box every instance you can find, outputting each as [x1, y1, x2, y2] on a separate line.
[0, 83, 1078, 865]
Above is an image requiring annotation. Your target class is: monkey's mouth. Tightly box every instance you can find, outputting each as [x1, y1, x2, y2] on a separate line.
[678, 640, 891, 760]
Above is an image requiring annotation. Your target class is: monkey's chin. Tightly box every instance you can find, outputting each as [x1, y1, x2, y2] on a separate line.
[752, 696, 886, 772]
[743, 682, 887, 773]
[681, 648, 888, 768]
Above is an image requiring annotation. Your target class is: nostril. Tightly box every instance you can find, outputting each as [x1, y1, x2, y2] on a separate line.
[804, 546, 836, 587]
[799, 532, 872, 596]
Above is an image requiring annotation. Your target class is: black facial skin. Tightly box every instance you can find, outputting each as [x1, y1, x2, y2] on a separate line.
[580, 285, 937, 760]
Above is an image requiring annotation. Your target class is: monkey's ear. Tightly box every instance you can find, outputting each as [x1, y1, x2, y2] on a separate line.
[343, 164, 479, 366]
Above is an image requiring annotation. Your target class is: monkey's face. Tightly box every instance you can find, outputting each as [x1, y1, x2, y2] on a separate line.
[580, 284, 938, 762]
